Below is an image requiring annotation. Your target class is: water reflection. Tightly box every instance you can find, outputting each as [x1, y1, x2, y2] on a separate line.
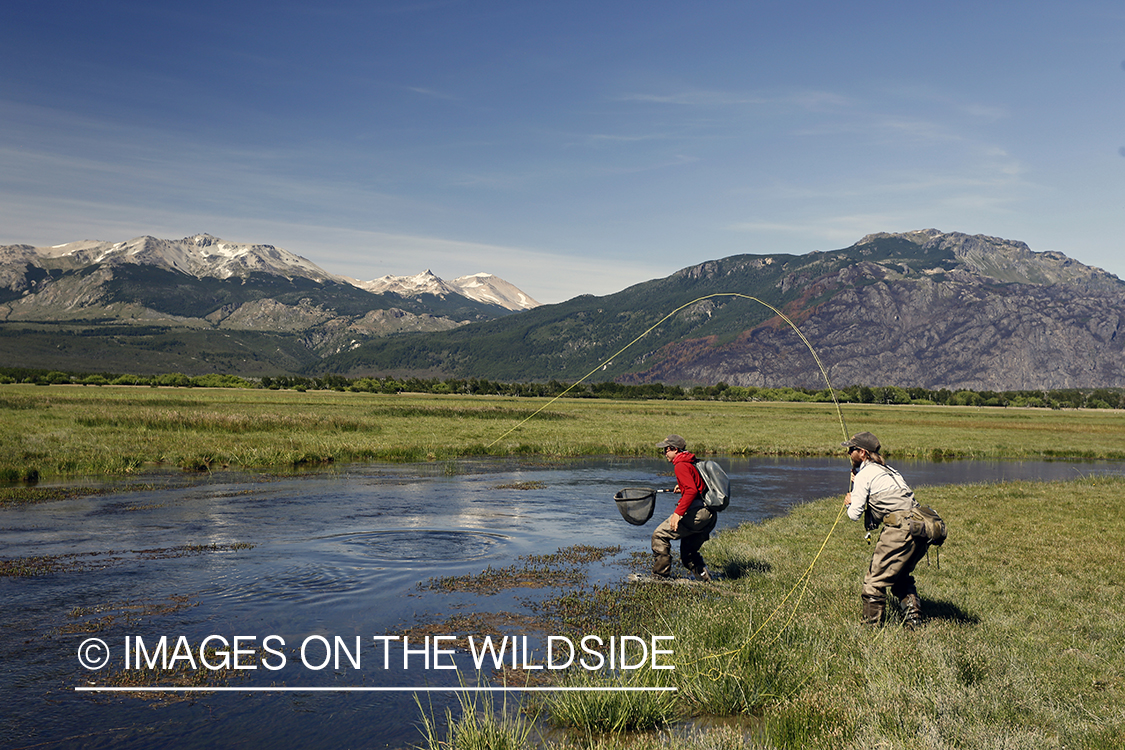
[2, 456, 1122, 749]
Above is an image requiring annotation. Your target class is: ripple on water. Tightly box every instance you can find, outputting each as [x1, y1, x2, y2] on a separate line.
[203, 529, 509, 605]
[206, 564, 365, 605]
[334, 528, 509, 564]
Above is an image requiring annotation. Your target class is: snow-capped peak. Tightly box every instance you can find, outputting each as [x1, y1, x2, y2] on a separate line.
[33, 234, 337, 282]
[353, 270, 459, 297]
[350, 270, 539, 311]
[448, 273, 540, 310]
[10, 233, 541, 313]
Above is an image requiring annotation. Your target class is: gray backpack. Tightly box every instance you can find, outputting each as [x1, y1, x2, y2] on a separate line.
[694, 459, 730, 512]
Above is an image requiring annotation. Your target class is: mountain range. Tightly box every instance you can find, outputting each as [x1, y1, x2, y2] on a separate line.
[318, 229, 1125, 391]
[0, 234, 537, 368]
[2, 229, 1124, 391]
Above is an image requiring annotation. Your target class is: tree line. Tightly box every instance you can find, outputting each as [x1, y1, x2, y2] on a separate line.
[1, 367, 1121, 410]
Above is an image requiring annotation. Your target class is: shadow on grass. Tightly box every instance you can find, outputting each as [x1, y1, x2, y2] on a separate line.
[921, 595, 980, 625]
[718, 558, 772, 580]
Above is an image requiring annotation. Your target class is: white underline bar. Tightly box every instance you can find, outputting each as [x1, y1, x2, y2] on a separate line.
[75, 686, 677, 693]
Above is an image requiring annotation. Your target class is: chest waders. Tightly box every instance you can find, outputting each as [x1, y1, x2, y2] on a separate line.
[859, 466, 931, 630]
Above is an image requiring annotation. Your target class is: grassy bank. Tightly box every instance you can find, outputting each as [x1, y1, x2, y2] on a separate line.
[433, 476, 1125, 749]
[2, 384, 1123, 480]
[662, 474, 1124, 748]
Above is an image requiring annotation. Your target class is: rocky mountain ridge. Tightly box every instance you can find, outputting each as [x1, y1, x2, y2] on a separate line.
[0, 234, 539, 358]
[5, 234, 335, 284]
[853, 229, 1121, 289]
[1, 233, 538, 310]
[322, 230, 1125, 391]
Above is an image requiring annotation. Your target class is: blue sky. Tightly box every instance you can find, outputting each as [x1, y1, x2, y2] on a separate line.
[3, 1, 1123, 303]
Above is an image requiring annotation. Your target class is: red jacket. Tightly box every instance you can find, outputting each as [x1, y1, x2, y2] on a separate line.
[672, 451, 707, 516]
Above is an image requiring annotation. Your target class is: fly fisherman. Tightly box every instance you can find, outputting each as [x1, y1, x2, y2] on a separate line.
[843, 432, 928, 629]
[651, 435, 716, 582]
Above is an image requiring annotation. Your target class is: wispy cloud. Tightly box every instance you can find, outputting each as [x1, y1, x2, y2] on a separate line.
[257, 225, 652, 303]
[616, 91, 770, 107]
[580, 132, 672, 144]
[615, 88, 851, 111]
[724, 219, 890, 246]
[403, 86, 461, 101]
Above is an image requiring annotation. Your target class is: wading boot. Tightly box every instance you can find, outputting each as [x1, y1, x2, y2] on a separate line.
[900, 593, 923, 630]
[652, 552, 672, 578]
[861, 595, 885, 627]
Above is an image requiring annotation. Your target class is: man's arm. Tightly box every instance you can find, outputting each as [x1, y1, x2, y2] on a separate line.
[672, 462, 702, 515]
[846, 467, 870, 522]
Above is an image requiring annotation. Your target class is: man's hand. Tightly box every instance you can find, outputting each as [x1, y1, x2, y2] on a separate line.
[669, 512, 683, 532]
[844, 491, 851, 508]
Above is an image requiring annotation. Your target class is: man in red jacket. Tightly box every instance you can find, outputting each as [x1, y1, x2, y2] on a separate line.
[651, 434, 717, 581]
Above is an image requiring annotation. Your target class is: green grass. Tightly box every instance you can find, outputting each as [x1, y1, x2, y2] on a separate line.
[415, 686, 540, 750]
[414, 476, 1124, 749]
[542, 670, 681, 733]
[2, 384, 1124, 481]
[525, 475, 1125, 749]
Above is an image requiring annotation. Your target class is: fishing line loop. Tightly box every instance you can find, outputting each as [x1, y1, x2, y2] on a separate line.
[487, 292, 850, 448]
[485, 292, 854, 681]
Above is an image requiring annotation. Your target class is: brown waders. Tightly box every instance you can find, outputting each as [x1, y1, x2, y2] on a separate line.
[861, 513, 929, 629]
[651, 505, 716, 579]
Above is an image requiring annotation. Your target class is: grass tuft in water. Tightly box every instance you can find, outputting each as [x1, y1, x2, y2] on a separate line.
[542, 669, 680, 733]
[414, 680, 539, 750]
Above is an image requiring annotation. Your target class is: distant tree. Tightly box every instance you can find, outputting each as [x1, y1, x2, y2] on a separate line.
[949, 390, 982, 406]
[153, 372, 191, 387]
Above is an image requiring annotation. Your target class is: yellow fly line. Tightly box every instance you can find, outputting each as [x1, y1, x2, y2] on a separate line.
[483, 292, 856, 675]
[487, 292, 850, 448]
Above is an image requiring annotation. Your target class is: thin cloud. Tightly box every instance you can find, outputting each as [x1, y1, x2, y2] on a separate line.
[267, 226, 650, 303]
[724, 220, 884, 246]
[615, 91, 770, 107]
[403, 86, 461, 101]
[793, 116, 965, 144]
[616, 88, 851, 111]
[581, 132, 672, 144]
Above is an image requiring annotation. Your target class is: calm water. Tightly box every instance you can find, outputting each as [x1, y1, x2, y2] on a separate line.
[3, 456, 1122, 749]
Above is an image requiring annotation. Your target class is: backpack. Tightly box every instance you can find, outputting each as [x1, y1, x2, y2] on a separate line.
[693, 459, 730, 512]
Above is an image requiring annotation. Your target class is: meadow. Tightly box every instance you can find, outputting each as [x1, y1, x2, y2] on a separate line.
[506, 475, 1124, 750]
[3, 385, 1123, 748]
[1, 383, 1123, 482]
